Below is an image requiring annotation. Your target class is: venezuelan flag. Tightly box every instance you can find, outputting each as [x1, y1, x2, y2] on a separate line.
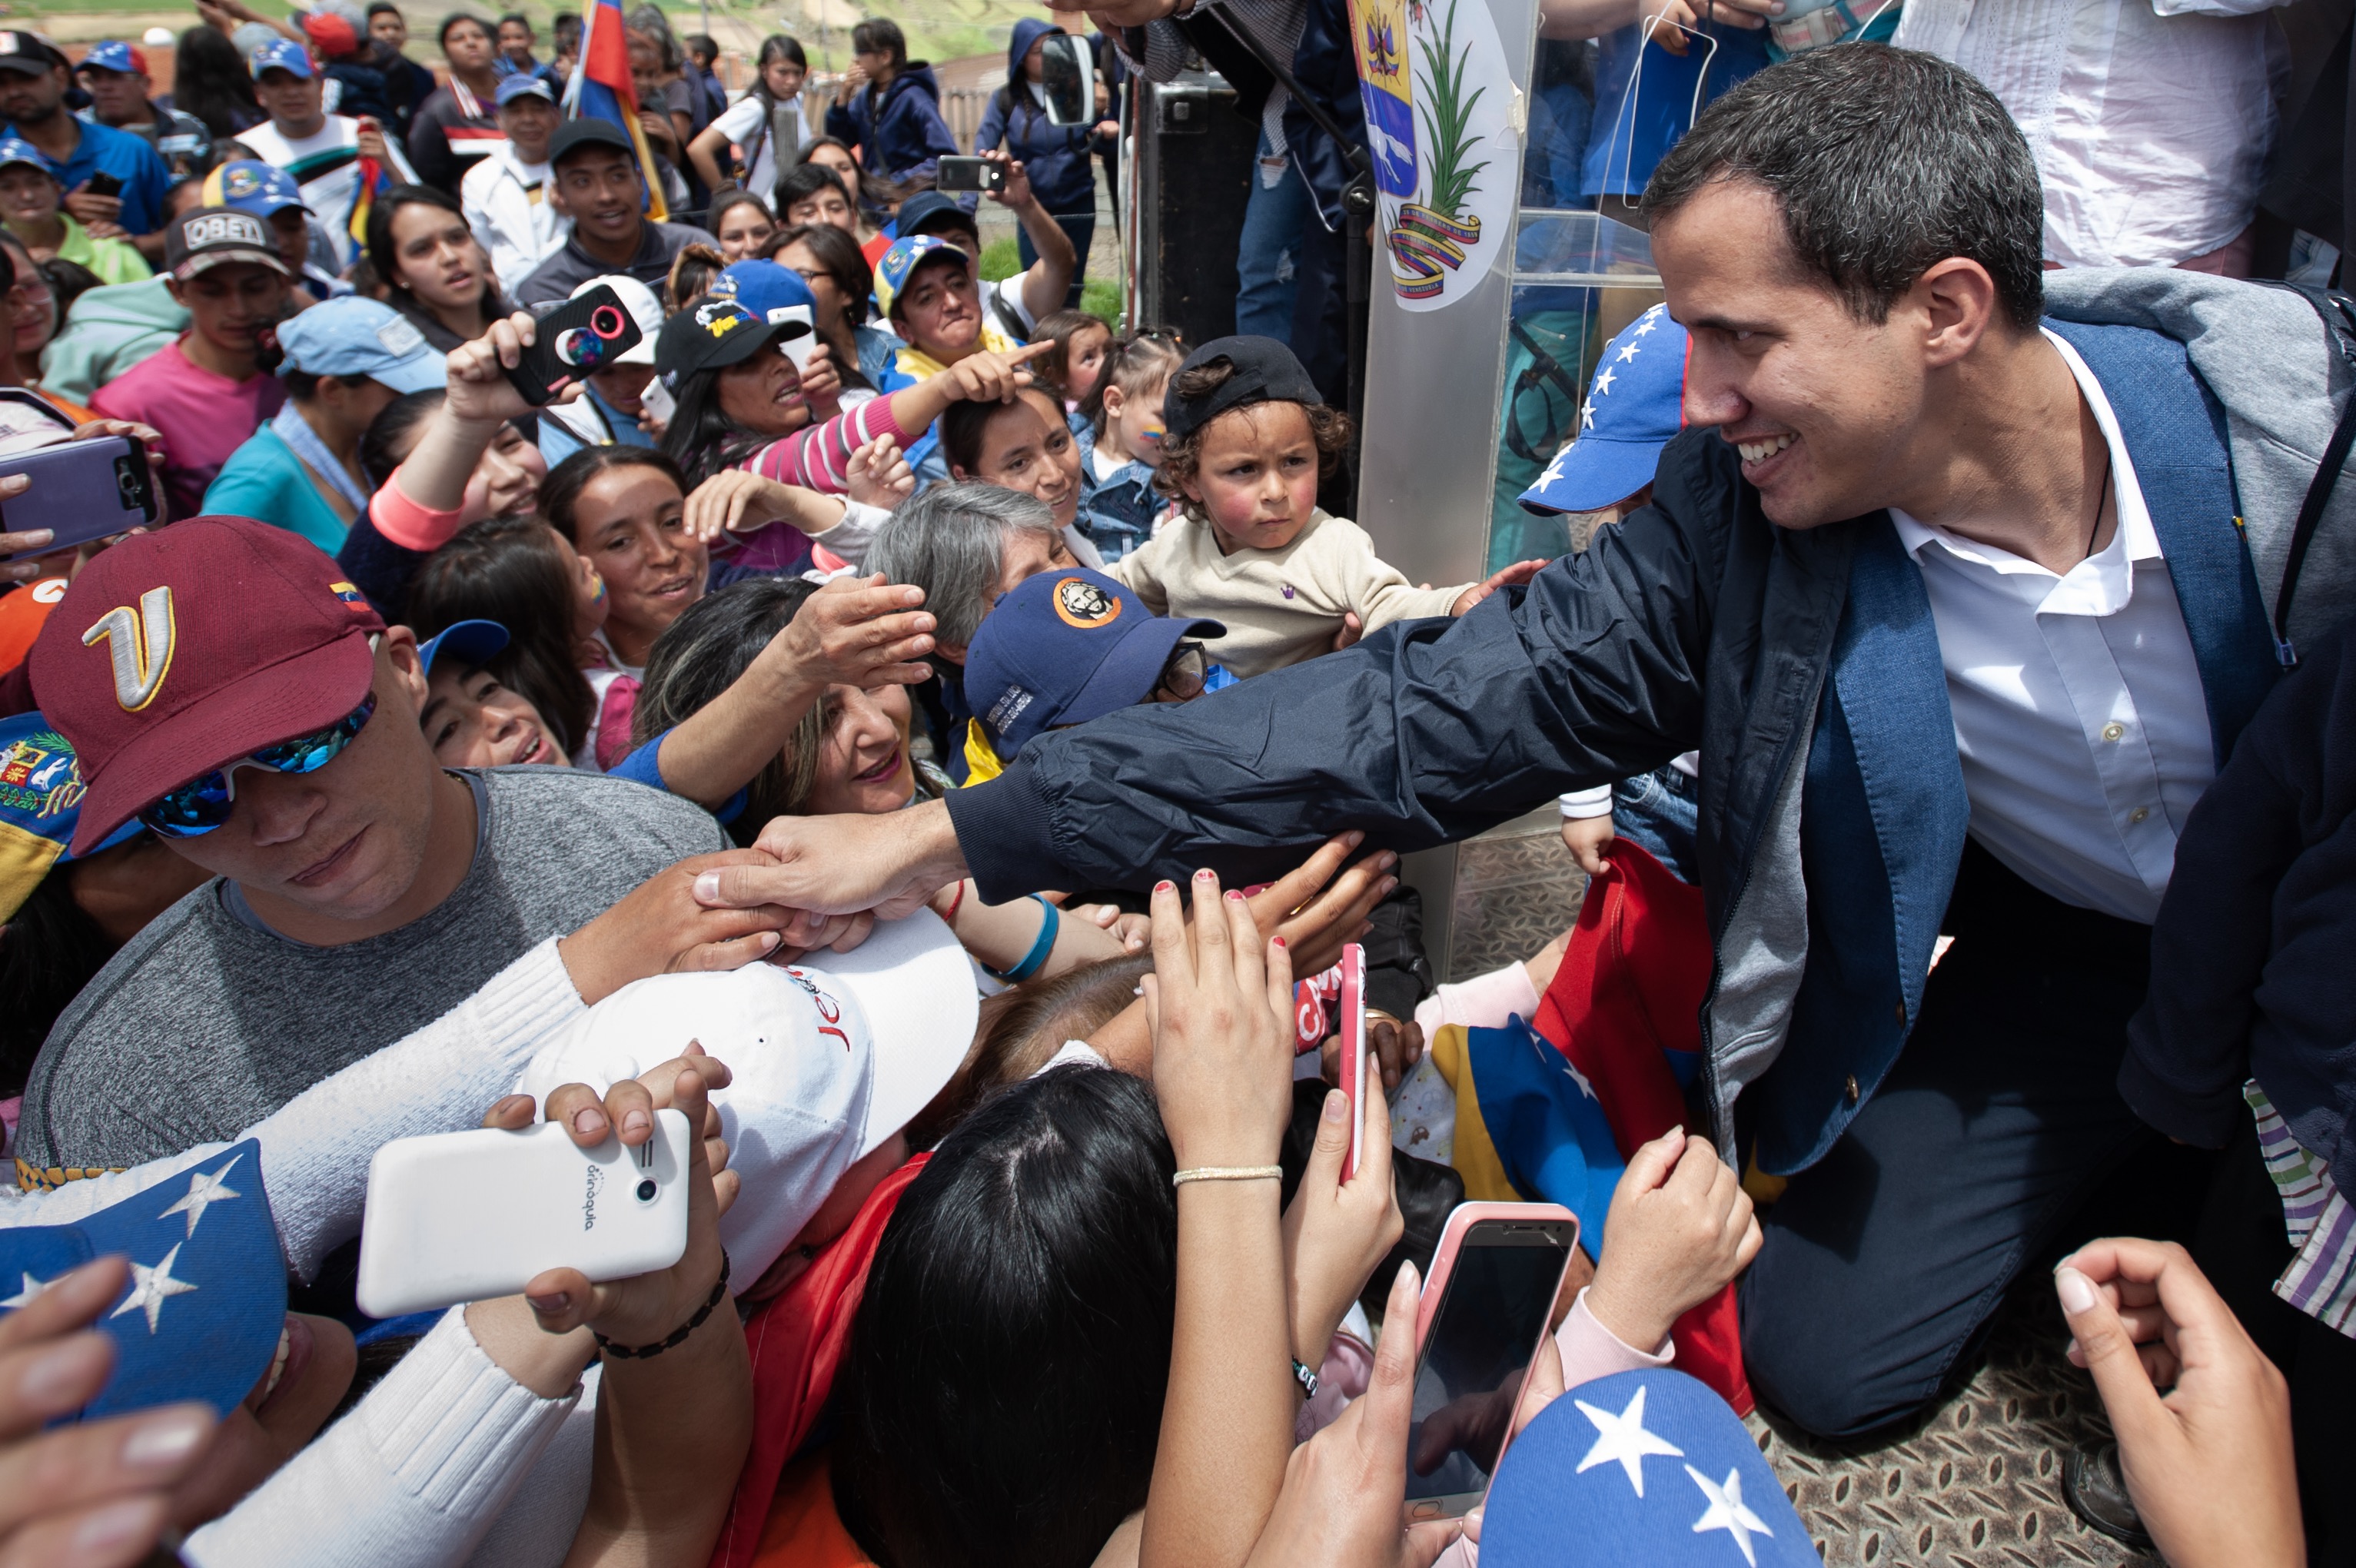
[561, 0, 669, 221]
[1428, 1015, 1626, 1257]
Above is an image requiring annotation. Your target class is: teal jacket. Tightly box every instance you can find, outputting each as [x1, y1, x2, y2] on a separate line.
[38, 276, 184, 407]
[203, 424, 350, 553]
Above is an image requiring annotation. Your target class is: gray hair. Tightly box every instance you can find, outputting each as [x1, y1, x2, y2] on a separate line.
[867, 482, 1059, 653]
[624, 5, 680, 68]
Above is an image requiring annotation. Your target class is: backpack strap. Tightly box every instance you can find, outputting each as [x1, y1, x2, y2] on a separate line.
[2268, 281, 2356, 668]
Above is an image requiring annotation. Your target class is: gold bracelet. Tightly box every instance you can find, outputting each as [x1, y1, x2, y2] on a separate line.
[1171, 1164, 1284, 1187]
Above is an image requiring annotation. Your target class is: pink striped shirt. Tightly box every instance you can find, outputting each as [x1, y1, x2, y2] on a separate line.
[735, 396, 912, 493]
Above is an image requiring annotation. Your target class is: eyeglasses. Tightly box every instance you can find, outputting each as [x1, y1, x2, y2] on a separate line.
[7, 281, 52, 317]
[138, 692, 378, 839]
[1155, 641, 1208, 703]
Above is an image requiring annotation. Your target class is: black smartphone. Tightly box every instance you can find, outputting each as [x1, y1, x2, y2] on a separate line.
[503, 284, 643, 407]
[0, 436, 158, 556]
[83, 171, 124, 199]
[934, 156, 1005, 194]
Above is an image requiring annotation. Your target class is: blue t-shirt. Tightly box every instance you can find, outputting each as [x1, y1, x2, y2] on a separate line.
[0, 118, 171, 235]
[202, 424, 351, 554]
[608, 729, 748, 823]
[1580, 22, 1769, 200]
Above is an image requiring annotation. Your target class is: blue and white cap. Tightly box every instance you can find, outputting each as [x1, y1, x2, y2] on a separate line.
[0, 135, 59, 182]
[76, 39, 141, 75]
[204, 158, 307, 218]
[0, 1140, 287, 1418]
[1480, 1369, 1815, 1567]
[275, 296, 448, 394]
[248, 37, 315, 79]
[713, 259, 817, 337]
[1520, 304, 1689, 517]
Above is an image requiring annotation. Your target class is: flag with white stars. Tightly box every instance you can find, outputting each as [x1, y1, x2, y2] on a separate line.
[0, 1140, 284, 1420]
[1482, 1369, 1815, 1566]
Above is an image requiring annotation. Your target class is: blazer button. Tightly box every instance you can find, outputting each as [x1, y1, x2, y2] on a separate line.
[1845, 1075, 1861, 1104]
[1894, 1001, 1906, 1025]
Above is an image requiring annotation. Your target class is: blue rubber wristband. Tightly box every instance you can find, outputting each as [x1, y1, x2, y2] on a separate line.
[995, 895, 1060, 983]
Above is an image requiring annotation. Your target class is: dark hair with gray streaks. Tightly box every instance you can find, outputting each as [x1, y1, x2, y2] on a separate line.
[1643, 45, 2045, 333]
[865, 482, 1059, 653]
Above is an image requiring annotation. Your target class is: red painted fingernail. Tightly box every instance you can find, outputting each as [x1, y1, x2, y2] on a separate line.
[1225, 889, 1244, 902]
[1155, 880, 1175, 893]
[1272, 935, 1287, 948]
[1195, 869, 1215, 880]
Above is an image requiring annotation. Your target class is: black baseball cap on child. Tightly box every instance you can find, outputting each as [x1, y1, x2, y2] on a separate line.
[1161, 335, 1322, 446]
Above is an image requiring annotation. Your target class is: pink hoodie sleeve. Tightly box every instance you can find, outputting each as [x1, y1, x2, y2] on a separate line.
[368, 468, 467, 553]
[1412, 962, 1542, 1036]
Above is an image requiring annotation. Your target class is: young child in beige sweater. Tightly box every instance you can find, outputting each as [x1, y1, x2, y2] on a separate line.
[1106, 336, 1541, 679]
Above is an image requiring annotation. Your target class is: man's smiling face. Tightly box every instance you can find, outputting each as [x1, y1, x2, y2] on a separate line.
[1652, 178, 1927, 530]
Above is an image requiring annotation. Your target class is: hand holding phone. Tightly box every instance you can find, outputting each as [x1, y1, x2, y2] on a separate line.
[0, 434, 157, 560]
[502, 284, 643, 407]
[1403, 1204, 1579, 1521]
[934, 155, 1006, 194]
[1338, 943, 1367, 1182]
[357, 1108, 693, 1317]
[1282, 1032, 1404, 1387]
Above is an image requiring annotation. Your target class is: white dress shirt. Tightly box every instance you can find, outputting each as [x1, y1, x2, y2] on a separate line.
[461, 146, 570, 295]
[1889, 330, 2215, 925]
[1895, 0, 2286, 267]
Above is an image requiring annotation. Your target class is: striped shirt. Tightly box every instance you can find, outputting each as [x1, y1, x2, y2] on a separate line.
[235, 115, 416, 268]
[736, 396, 912, 494]
[2247, 1080, 2356, 1337]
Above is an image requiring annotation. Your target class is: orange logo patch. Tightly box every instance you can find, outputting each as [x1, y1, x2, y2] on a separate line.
[1052, 576, 1121, 630]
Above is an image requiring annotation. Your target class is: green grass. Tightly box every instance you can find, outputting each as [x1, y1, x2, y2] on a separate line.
[979, 235, 1020, 283]
[1081, 277, 1120, 330]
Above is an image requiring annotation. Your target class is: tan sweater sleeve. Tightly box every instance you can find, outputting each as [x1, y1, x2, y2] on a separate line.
[1307, 517, 1467, 630]
[1106, 523, 1175, 616]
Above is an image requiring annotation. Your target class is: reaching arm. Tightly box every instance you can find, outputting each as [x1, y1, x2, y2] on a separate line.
[640, 574, 935, 810]
[982, 151, 1078, 327]
[879, 341, 1056, 447]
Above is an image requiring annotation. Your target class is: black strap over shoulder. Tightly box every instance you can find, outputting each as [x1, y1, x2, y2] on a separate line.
[2267, 281, 2356, 667]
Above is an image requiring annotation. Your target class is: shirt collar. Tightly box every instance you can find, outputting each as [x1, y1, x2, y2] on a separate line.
[1889, 327, 2160, 613]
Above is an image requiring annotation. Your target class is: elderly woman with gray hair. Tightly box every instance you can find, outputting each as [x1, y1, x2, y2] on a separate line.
[865, 481, 1082, 784]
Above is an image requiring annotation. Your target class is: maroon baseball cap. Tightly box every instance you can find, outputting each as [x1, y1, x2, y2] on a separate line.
[28, 517, 382, 853]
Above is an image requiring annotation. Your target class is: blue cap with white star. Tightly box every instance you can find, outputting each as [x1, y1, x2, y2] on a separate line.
[1480, 1368, 1815, 1567]
[1519, 304, 1690, 517]
[0, 1140, 286, 1420]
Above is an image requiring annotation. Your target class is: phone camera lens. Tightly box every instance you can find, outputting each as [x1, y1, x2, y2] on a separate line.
[635, 1179, 657, 1202]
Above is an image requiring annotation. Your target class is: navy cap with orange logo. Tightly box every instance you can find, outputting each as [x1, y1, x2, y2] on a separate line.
[27, 517, 383, 854]
[965, 569, 1223, 759]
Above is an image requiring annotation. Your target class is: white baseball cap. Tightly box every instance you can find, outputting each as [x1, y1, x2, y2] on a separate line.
[572, 273, 663, 367]
[515, 909, 979, 1289]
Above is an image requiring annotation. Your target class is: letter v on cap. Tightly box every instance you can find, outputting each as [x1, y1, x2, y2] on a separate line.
[81, 586, 175, 712]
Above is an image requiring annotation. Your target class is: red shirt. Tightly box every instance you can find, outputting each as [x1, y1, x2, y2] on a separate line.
[90, 337, 286, 523]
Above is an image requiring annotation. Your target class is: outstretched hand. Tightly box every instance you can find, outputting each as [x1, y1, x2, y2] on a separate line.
[2055, 1238, 2302, 1568]
[1144, 870, 1297, 1172]
[444, 311, 573, 426]
[1283, 1083, 1403, 1374]
[1451, 559, 1548, 616]
[769, 572, 936, 691]
[1243, 832, 1400, 978]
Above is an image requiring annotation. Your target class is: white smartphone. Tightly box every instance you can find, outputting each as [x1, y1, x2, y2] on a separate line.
[356, 1111, 693, 1318]
[1339, 942, 1367, 1184]
[639, 375, 677, 426]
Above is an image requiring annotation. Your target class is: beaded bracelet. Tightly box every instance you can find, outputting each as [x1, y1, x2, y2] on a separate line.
[593, 1252, 731, 1360]
[1292, 1357, 1321, 1400]
[1171, 1164, 1284, 1187]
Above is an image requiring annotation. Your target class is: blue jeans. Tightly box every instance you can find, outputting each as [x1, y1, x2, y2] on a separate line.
[1234, 135, 1314, 340]
[1738, 843, 2158, 1437]
[1611, 765, 1697, 883]
[1018, 213, 1097, 311]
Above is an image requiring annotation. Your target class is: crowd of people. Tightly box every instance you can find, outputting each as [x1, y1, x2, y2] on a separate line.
[0, 3, 2343, 1568]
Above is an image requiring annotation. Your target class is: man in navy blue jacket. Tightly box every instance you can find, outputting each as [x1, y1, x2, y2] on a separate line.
[693, 45, 2356, 1437]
